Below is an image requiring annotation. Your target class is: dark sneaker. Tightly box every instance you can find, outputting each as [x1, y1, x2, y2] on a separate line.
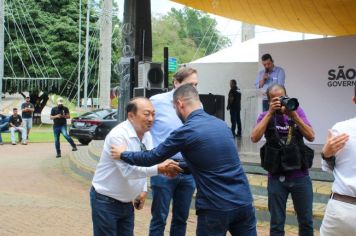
[56, 154, 61, 158]
[72, 147, 78, 151]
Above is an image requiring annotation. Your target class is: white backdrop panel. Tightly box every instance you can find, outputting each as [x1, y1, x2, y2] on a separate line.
[260, 36, 356, 144]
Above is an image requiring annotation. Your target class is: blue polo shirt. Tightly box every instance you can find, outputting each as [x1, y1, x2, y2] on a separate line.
[255, 66, 285, 99]
[121, 109, 253, 211]
[150, 90, 183, 161]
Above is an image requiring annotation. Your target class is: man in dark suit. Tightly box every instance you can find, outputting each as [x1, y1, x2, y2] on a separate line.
[227, 79, 242, 137]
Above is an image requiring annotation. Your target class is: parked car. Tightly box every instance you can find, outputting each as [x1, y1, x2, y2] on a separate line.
[69, 109, 118, 145]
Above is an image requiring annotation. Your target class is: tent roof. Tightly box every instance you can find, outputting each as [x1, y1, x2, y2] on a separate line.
[172, 0, 356, 36]
[190, 34, 312, 64]
[190, 39, 258, 63]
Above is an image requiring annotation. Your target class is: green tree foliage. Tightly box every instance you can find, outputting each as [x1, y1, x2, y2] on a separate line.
[3, 0, 121, 99]
[3, 2, 228, 98]
[152, 7, 231, 63]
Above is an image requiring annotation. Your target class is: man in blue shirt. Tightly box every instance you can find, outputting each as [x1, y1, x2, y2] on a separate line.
[112, 84, 256, 236]
[145, 67, 198, 236]
[255, 53, 285, 111]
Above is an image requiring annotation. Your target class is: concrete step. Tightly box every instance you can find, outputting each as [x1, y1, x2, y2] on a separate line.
[69, 141, 333, 201]
[247, 174, 331, 204]
[253, 194, 325, 229]
[68, 148, 96, 182]
[65, 142, 329, 231]
[63, 150, 321, 235]
[87, 140, 103, 161]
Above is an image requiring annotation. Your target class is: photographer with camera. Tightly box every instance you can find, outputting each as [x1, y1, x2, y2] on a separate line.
[251, 84, 315, 236]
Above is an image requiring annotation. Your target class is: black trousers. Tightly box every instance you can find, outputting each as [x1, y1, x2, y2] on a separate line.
[230, 109, 241, 136]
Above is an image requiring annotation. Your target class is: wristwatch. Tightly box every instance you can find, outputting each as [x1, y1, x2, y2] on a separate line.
[321, 152, 336, 170]
[321, 152, 335, 160]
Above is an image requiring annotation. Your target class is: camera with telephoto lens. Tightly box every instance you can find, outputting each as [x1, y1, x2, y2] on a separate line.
[279, 96, 299, 111]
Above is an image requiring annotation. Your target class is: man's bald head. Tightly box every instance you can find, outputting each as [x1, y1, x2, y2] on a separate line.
[126, 97, 151, 116]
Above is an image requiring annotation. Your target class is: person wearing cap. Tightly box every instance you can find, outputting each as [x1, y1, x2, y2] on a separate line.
[21, 96, 34, 139]
[50, 98, 77, 158]
[9, 108, 27, 145]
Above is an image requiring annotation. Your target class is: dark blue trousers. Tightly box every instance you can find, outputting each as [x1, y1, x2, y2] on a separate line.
[268, 175, 314, 236]
[90, 187, 134, 236]
[196, 204, 257, 236]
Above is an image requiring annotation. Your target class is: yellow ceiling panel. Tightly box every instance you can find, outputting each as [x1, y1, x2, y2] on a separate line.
[171, 0, 356, 35]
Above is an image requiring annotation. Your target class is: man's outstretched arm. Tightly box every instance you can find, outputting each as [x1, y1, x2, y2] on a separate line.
[112, 129, 186, 167]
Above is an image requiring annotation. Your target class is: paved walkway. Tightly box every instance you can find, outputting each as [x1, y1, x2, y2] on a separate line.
[0, 142, 93, 236]
[0, 142, 283, 235]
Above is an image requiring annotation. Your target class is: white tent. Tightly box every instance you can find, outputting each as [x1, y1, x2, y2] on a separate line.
[190, 39, 259, 64]
[188, 40, 261, 150]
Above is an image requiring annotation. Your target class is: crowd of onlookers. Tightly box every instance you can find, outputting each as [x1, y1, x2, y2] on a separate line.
[0, 96, 36, 145]
[0, 96, 78, 159]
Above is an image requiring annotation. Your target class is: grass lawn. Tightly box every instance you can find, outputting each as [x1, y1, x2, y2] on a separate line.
[1, 124, 55, 143]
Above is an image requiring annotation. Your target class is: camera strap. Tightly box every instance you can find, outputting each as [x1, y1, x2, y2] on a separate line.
[272, 115, 295, 146]
[286, 119, 296, 145]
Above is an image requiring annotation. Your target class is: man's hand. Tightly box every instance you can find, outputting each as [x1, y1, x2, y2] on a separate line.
[158, 159, 183, 178]
[111, 144, 127, 160]
[267, 97, 282, 115]
[133, 191, 147, 210]
[263, 73, 269, 81]
[259, 74, 269, 88]
[285, 109, 298, 120]
[322, 130, 349, 158]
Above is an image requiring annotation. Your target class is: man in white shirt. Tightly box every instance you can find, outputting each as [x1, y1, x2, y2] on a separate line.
[320, 86, 356, 236]
[90, 97, 181, 236]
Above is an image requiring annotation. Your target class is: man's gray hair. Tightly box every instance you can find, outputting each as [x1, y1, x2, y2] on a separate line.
[173, 84, 200, 105]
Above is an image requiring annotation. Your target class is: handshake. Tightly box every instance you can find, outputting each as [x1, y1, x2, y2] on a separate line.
[157, 159, 183, 178]
[111, 145, 183, 178]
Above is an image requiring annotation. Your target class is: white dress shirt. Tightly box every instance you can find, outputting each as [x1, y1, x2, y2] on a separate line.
[92, 120, 158, 202]
[322, 117, 356, 197]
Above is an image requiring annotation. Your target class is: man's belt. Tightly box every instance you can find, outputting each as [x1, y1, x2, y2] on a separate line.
[91, 186, 131, 204]
[331, 192, 356, 205]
